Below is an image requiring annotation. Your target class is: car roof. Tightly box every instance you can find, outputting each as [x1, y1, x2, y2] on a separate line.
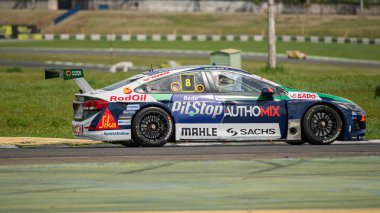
[143, 65, 250, 76]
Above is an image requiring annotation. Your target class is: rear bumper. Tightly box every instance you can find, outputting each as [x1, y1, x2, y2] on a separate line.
[72, 117, 131, 142]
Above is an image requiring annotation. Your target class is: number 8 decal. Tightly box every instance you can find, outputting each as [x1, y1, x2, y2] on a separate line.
[180, 74, 196, 92]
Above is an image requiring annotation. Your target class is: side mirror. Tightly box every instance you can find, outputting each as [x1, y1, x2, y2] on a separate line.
[260, 87, 274, 98]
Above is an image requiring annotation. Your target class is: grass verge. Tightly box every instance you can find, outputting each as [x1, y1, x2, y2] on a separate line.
[1, 10, 380, 38]
[0, 55, 379, 139]
[0, 157, 379, 212]
[1, 40, 380, 61]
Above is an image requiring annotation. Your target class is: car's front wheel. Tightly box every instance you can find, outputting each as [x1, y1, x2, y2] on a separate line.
[132, 107, 173, 147]
[302, 105, 342, 145]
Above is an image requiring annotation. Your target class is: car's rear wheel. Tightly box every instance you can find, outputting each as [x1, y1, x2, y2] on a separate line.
[132, 107, 173, 147]
[302, 105, 342, 145]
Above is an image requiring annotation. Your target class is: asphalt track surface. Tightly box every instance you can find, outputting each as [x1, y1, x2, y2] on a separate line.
[1, 47, 380, 69]
[1, 142, 379, 165]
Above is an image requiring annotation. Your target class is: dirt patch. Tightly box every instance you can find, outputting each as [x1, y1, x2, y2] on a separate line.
[0, 137, 102, 147]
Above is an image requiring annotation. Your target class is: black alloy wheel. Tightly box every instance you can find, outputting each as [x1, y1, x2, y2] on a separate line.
[132, 107, 173, 147]
[302, 105, 342, 145]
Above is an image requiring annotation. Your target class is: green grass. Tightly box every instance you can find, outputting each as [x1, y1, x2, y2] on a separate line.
[1, 157, 380, 212]
[0, 54, 379, 139]
[1, 10, 380, 38]
[2, 40, 380, 61]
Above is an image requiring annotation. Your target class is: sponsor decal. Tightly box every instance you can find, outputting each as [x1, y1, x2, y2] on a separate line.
[183, 96, 198, 101]
[126, 104, 140, 111]
[181, 127, 217, 137]
[118, 120, 131, 125]
[123, 87, 132, 94]
[103, 131, 130, 136]
[72, 125, 83, 135]
[196, 84, 204, 92]
[119, 115, 132, 120]
[172, 102, 223, 118]
[226, 127, 276, 136]
[63, 69, 83, 80]
[66, 70, 71, 77]
[122, 110, 136, 116]
[172, 102, 280, 118]
[288, 92, 320, 100]
[171, 82, 181, 92]
[180, 74, 196, 92]
[222, 123, 280, 138]
[176, 123, 281, 140]
[96, 108, 120, 130]
[224, 105, 280, 117]
[226, 128, 237, 136]
[143, 71, 170, 82]
[110, 94, 147, 102]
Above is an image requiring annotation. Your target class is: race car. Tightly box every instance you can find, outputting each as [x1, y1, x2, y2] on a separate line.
[287, 50, 307, 60]
[45, 65, 366, 147]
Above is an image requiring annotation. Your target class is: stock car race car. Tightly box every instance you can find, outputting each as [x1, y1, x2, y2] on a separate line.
[45, 65, 366, 147]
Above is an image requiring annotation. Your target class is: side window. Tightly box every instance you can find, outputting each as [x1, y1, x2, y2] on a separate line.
[143, 71, 206, 94]
[210, 71, 273, 95]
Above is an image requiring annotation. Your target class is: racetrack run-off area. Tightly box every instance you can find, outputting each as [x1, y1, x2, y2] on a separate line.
[0, 154, 379, 212]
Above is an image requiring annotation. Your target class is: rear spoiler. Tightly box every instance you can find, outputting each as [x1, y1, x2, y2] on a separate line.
[45, 68, 94, 93]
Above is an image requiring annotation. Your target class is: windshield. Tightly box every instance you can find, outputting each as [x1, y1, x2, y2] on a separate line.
[102, 74, 146, 91]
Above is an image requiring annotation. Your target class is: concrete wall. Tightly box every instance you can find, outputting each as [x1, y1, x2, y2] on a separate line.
[282, 3, 380, 15]
[0, 0, 58, 10]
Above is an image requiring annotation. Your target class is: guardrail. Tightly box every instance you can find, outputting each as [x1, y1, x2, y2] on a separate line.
[42, 34, 380, 45]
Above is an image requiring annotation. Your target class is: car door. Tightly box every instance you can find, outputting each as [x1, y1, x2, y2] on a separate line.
[143, 69, 223, 141]
[206, 70, 287, 140]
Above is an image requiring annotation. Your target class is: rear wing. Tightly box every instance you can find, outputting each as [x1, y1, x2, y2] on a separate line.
[45, 68, 94, 93]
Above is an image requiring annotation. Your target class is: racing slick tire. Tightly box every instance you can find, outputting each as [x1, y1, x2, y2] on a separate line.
[132, 107, 174, 147]
[285, 141, 307, 145]
[302, 105, 342, 145]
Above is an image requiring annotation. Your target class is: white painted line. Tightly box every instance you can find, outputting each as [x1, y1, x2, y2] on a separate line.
[197, 34, 207, 41]
[362, 38, 370, 45]
[136, 34, 147, 41]
[121, 34, 131, 41]
[0, 145, 18, 148]
[60, 34, 70, 40]
[44, 34, 54, 40]
[254, 35, 263, 42]
[152, 34, 161, 41]
[324, 36, 332, 43]
[75, 34, 85, 40]
[91, 34, 101, 41]
[211, 35, 221, 41]
[282, 35, 291, 42]
[166, 34, 176, 41]
[240, 35, 249, 42]
[337, 37, 345, 44]
[349, 37, 358, 44]
[296, 36, 305, 42]
[182, 35, 192, 41]
[310, 36, 319, 43]
[226, 35, 234, 41]
[106, 34, 116, 41]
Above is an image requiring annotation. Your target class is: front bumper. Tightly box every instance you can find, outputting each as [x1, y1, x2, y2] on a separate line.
[342, 109, 366, 140]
